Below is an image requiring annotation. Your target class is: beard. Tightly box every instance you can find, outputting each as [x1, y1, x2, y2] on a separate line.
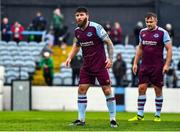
[77, 18, 88, 28]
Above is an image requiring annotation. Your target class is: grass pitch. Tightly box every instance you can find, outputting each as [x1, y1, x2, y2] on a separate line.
[0, 111, 180, 131]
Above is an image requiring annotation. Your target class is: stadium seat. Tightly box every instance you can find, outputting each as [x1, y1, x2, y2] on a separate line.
[0, 41, 7, 45]
[6, 76, 17, 84]
[53, 73, 63, 85]
[0, 66, 5, 81]
[18, 41, 28, 46]
[3, 60, 14, 67]
[5, 71, 19, 78]
[7, 41, 17, 46]
[20, 71, 29, 80]
[63, 77, 72, 85]
[24, 61, 36, 73]
[14, 60, 25, 66]
[29, 41, 38, 46]
[60, 67, 72, 73]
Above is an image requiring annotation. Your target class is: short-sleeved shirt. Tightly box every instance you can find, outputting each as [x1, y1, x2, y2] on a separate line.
[138, 26, 171, 87]
[75, 21, 109, 72]
[139, 26, 171, 67]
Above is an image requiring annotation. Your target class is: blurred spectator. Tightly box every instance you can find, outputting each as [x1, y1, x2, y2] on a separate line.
[165, 23, 175, 44]
[51, 8, 64, 45]
[103, 22, 111, 36]
[71, 54, 83, 86]
[110, 21, 122, 44]
[165, 60, 176, 88]
[43, 29, 55, 49]
[131, 56, 141, 87]
[11, 21, 24, 43]
[32, 11, 47, 42]
[178, 60, 180, 71]
[1, 17, 11, 42]
[27, 23, 35, 42]
[112, 53, 127, 86]
[32, 11, 47, 31]
[40, 51, 54, 86]
[133, 21, 143, 45]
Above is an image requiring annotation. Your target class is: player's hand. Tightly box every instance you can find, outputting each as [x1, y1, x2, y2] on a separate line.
[132, 64, 138, 75]
[105, 58, 113, 69]
[65, 58, 71, 67]
[163, 64, 169, 74]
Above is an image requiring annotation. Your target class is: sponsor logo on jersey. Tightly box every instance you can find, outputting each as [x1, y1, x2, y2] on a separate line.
[80, 41, 94, 47]
[142, 40, 157, 45]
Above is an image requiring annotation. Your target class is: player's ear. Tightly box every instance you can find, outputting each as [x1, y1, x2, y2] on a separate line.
[87, 14, 89, 19]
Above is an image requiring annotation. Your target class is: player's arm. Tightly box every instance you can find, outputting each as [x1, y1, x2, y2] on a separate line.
[104, 38, 114, 69]
[133, 44, 142, 75]
[65, 43, 80, 67]
[163, 30, 173, 73]
[96, 23, 114, 69]
[163, 41, 172, 73]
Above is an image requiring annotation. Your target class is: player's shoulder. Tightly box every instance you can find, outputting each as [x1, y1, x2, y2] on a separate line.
[89, 21, 102, 28]
[140, 27, 148, 32]
[157, 26, 168, 33]
[75, 27, 80, 31]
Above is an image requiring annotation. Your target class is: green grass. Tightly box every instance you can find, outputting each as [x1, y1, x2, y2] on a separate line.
[0, 111, 180, 131]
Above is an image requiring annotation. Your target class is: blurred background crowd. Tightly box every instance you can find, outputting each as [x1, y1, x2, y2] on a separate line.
[0, 0, 180, 88]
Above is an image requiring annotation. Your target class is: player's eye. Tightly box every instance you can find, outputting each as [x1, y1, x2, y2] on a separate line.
[146, 21, 153, 23]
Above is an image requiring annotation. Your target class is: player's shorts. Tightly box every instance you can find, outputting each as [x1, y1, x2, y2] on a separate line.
[138, 65, 163, 87]
[79, 68, 111, 86]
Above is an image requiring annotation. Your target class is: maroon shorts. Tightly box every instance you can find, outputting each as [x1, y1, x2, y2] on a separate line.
[79, 68, 111, 86]
[138, 65, 163, 87]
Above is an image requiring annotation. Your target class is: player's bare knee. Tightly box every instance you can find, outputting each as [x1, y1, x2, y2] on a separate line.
[139, 87, 146, 94]
[78, 88, 87, 94]
[155, 89, 162, 97]
[102, 86, 112, 95]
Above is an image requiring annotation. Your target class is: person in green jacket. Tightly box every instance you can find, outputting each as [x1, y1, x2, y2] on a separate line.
[52, 8, 64, 45]
[40, 51, 54, 86]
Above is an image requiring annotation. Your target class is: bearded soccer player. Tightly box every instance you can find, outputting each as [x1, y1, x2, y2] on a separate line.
[128, 12, 172, 122]
[65, 7, 118, 127]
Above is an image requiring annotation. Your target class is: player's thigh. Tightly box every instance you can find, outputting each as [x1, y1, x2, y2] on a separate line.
[79, 68, 95, 85]
[96, 69, 111, 86]
[138, 67, 150, 85]
[150, 67, 163, 88]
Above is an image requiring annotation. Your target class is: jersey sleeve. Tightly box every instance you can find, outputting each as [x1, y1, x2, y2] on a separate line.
[95, 24, 109, 41]
[139, 30, 143, 45]
[163, 30, 171, 44]
[74, 31, 81, 47]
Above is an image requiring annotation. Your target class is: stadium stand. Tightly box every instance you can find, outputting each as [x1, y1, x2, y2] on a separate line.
[0, 40, 180, 87]
[0, 41, 46, 85]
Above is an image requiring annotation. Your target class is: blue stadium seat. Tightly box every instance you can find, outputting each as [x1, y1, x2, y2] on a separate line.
[0, 41, 7, 45]
[7, 41, 17, 46]
[53, 73, 63, 85]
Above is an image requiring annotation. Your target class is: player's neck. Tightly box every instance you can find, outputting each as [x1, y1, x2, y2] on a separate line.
[81, 21, 89, 30]
[150, 26, 158, 31]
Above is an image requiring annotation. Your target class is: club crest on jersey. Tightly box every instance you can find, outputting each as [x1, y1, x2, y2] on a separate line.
[153, 33, 159, 38]
[87, 32, 93, 37]
[142, 34, 146, 37]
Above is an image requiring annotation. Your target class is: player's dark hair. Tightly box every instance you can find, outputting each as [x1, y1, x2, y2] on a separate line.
[75, 7, 89, 14]
[145, 12, 157, 19]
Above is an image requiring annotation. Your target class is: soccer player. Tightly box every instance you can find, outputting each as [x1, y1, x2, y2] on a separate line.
[128, 12, 172, 122]
[65, 7, 118, 128]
